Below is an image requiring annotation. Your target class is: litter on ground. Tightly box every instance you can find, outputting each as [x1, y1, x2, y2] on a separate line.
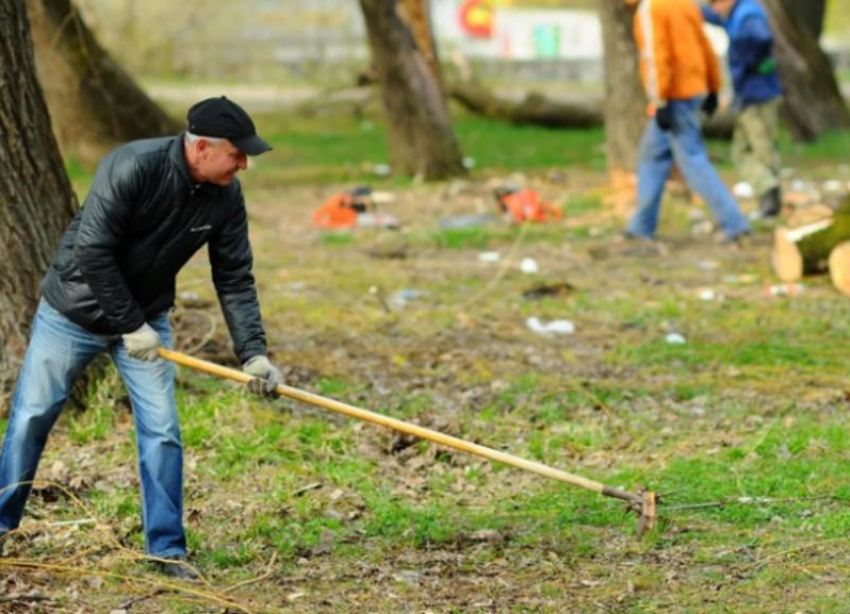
[526, 317, 575, 336]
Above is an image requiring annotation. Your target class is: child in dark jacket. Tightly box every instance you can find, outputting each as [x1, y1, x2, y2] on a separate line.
[703, 0, 783, 218]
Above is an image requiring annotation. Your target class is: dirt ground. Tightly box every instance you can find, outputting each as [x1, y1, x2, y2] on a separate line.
[3, 173, 850, 613]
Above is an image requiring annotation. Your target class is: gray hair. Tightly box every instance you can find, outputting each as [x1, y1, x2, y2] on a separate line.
[185, 131, 226, 146]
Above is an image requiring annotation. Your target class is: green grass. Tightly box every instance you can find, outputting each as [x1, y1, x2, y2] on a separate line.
[454, 116, 607, 172]
[562, 192, 604, 215]
[424, 213, 605, 251]
[251, 111, 607, 186]
[707, 125, 850, 169]
[66, 109, 850, 198]
[319, 231, 357, 246]
[782, 127, 850, 165]
[23, 104, 850, 613]
[67, 111, 605, 194]
[260, 111, 850, 185]
[432, 226, 496, 250]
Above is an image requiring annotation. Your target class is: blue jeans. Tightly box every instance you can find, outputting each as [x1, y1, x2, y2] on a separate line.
[0, 300, 186, 558]
[627, 97, 751, 240]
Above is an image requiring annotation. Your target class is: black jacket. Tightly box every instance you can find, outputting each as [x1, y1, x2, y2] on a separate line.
[41, 134, 267, 363]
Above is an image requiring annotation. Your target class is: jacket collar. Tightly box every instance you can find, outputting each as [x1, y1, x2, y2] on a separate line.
[169, 133, 197, 190]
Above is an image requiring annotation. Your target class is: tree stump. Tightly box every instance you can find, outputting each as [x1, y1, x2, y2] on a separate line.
[772, 197, 850, 292]
[829, 241, 850, 296]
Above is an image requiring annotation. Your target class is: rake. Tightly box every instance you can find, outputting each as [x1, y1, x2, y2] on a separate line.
[158, 348, 657, 535]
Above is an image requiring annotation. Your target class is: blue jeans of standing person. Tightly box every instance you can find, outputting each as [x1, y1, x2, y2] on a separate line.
[627, 96, 751, 241]
[0, 299, 186, 558]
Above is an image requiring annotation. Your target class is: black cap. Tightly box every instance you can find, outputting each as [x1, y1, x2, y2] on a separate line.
[187, 96, 272, 156]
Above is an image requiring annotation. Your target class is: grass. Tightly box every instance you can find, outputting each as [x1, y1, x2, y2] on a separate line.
[66, 108, 850, 202]
[705, 123, 850, 170]
[782, 127, 850, 166]
[6, 106, 850, 613]
[63, 110, 607, 195]
[64, 105, 850, 200]
[248, 111, 609, 190]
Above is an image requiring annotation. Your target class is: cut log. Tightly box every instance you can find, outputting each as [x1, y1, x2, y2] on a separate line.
[447, 79, 602, 128]
[772, 226, 805, 282]
[446, 79, 736, 138]
[771, 198, 850, 282]
[829, 241, 850, 296]
[786, 203, 835, 227]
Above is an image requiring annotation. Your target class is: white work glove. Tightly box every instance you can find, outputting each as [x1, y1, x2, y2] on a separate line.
[243, 355, 282, 397]
[122, 323, 161, 362]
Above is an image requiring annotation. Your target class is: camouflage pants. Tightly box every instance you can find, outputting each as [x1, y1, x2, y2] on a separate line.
[732, 98, 782, 197]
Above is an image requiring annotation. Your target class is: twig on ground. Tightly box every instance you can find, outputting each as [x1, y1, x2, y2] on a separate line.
[0, 594, 51, 603]
[749, 536, 850, 571]
[294, 482, 323, 496]
[0, 479, 280, 614]
[224, 552, 278, 594]
[457, 219, 531, 309]
[668, 494, 836, 512]
[182, 310, 218, 355]
[119, 588, 168, 609]
[0, 560, 263, 614]
[48, 518, 96, 527]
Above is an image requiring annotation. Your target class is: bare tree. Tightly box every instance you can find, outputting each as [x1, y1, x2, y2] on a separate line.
[776, 0, 825, 40]
[0, 0, 78, 408]
[599, 1, 646, 178]
[26, 0, 180, 164]
[358, 0, 465, 179]
[762, 0, 850, 141]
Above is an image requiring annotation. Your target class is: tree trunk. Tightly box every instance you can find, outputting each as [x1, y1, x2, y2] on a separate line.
[599, 0, 646, 177]
[359, 0, 465, 180]
[761, 0, 850, 141]
[26, 0, 180, 165]
[0, 0, 78, 409]
[776, 0, 825, 40]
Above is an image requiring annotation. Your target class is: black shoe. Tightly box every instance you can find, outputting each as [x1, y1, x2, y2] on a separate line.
[155, 556, 202, 581]
[758, 187, 782, 217]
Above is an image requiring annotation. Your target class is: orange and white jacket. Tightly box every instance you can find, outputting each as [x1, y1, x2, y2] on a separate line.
[632, 0, 722, 112]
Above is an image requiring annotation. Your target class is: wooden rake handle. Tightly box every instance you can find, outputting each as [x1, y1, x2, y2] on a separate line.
[158, 348, 642, 506]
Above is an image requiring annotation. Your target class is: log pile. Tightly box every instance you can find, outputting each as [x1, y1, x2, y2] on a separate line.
[771, 194, 850, 295]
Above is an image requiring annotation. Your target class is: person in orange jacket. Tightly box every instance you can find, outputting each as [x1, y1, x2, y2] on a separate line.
[624, 0, 750, 243]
